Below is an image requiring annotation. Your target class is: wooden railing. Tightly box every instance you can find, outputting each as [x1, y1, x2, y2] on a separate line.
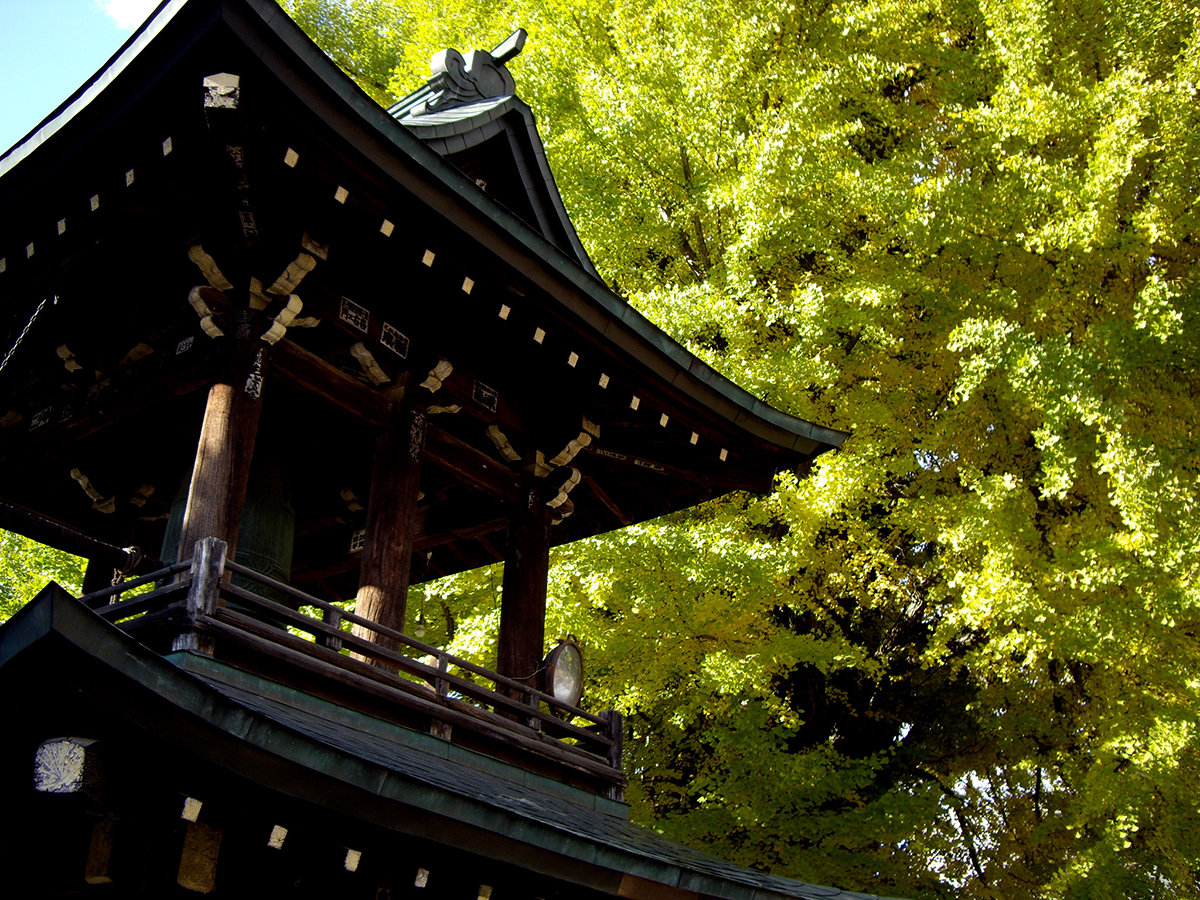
[79, 537, 624, 795]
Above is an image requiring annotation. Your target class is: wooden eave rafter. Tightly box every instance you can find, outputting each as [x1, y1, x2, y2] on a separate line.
[0, 0, 845, 457]
[0, 0, 847, 586]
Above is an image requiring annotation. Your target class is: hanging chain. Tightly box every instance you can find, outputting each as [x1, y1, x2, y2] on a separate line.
[0, 294, 55, 376]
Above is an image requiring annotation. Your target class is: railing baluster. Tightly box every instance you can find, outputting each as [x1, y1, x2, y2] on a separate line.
[435, 655, 449, 700]
[526, 689, 541, 731]
[602, 709, 623, 768]
[318, 606, 343, 652]
[602, 709, 624, 799]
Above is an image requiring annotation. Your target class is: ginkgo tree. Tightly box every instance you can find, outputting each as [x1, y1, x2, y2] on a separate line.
[0, 531, 83, 621]
[286, 0, 1200, 897]
[1, 0, 1192, 896]
[350, 3, 1195, 897]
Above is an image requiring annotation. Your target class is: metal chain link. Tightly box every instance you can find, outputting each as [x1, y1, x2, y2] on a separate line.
[0, 294, 55, 376]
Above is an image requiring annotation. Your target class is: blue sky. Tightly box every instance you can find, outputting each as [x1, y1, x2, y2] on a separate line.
[0, 0, 161, 155]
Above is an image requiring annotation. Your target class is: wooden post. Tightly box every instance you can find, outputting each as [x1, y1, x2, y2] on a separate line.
[352, 401, 425, 653]
[435, 655, 450, 699]
[602, 709, 624, 801]
[177, 309, 268, 564]
[497, 483, 552, 687]
[318, 606, 343, 652]
[173, 537, 227, 653]
[603, 709, 624, 768]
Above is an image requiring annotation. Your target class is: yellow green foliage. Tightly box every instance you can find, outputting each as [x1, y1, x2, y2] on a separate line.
[0, 531, 83, 620]
[23, 1, 1180, 896]
[289, 0, 1200, 895]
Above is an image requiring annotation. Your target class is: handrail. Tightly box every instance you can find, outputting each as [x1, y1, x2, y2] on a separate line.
[222, 558, 606, 726]
[81, 560, 192, 608]
[74, 537, 623, 782]
[197, 610, 621, 782]
[219, 581, 611, 748]
[95, 580, 190, 621]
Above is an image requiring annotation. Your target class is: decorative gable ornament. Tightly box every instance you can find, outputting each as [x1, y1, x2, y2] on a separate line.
[406, 29, 527, 116]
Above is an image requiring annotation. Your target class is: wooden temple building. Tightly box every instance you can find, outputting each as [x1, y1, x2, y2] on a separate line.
[0, 1, 889, 897]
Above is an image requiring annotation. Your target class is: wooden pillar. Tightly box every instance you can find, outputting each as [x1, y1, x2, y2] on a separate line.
[353, 401, 426, 651]
[177, 309, 268, 563]
[497, 482, 553, 686]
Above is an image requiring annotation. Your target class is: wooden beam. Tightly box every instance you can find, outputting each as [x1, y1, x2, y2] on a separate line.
[0, 497, 143, 572]
[352, 401, 425, 653]
[272, 338, 388, 427]
[273, 339, 522, 502]
[581, 443, 771, 492]
[581, 475, 633, 526]
[298, 284, 540, 438]
[84, 818, 117, 885]
[424, 425, 522, 503]
[289, 514, 508, 585]
[173, 536, 226, 654]
[415, 515, 507, 551]
[497, 483, 552, 687]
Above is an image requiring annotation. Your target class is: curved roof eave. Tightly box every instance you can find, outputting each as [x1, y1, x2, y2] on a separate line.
[397, 95, 603, 281]
[0, 0, 849, 458]
[0, 0, 192, 177]
[1, 589, 908, 900]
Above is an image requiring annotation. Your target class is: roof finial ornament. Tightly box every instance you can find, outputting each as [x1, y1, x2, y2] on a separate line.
[409, 29, 528, 116]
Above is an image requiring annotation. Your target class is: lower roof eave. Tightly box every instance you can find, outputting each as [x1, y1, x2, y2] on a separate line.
[0, 584, 904, 900]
